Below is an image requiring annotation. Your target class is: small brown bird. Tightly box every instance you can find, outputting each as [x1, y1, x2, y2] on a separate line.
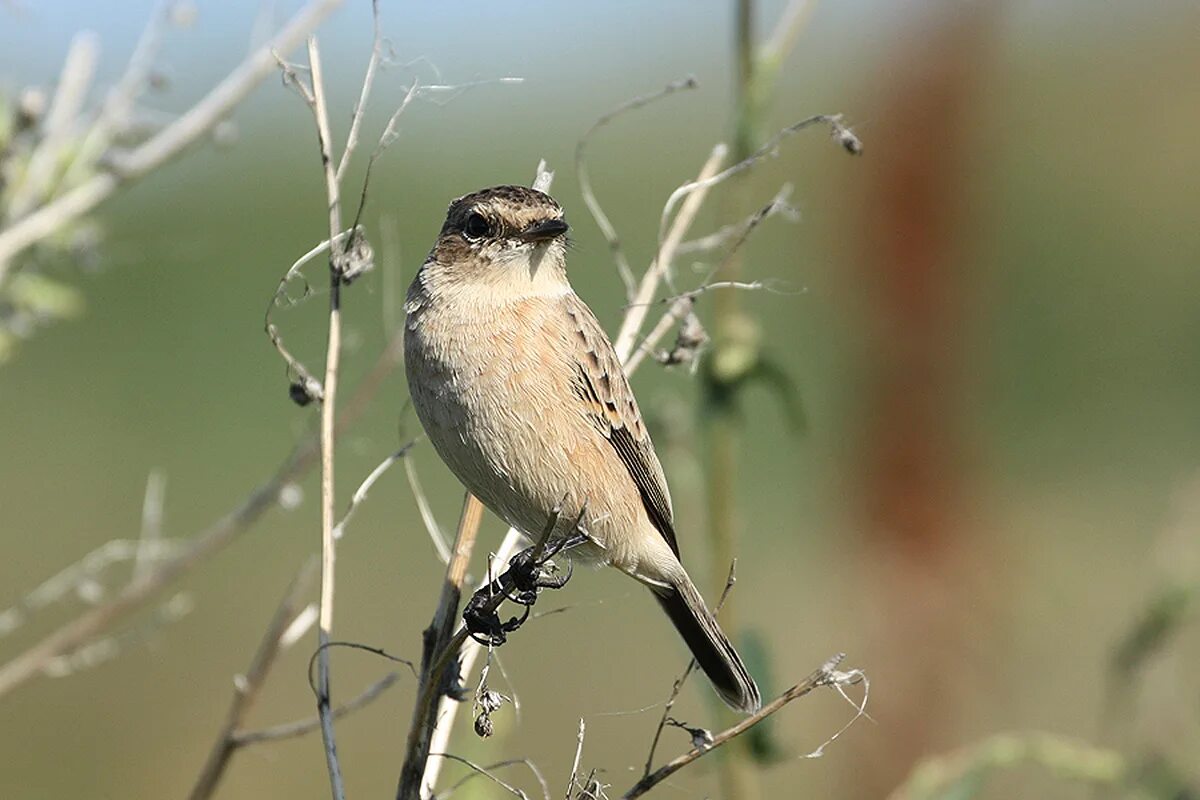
[404, 185, 760, 712]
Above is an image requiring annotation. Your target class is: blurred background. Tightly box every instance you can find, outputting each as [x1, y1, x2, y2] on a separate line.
[2, 1, 1198, 798]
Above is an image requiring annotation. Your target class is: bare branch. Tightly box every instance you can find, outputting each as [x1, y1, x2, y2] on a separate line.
[60, 0, 176, 189]
[623, 184, 797, 375]
[0, 538, 180, 639]
[0, 447, 305, 698]
[40, 592, 193, 678]
[263, 228, 359, 405]
[419, 526, 526, 793]
[613, 144, 727, 362]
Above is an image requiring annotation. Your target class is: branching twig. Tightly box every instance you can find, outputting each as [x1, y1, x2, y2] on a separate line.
[0, 538, 180, 639]
[657, 113, 860, 250]
[621, 654, 863, 799]
[674, 183, 797, 256]
[623, 183, 799, 374]
[612, 144, 727, 361]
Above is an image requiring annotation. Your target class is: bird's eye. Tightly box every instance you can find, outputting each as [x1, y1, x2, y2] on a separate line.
[463, 212, 491, 240]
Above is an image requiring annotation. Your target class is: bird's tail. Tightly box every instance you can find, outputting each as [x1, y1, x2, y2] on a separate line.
[652, 573, 761, 713]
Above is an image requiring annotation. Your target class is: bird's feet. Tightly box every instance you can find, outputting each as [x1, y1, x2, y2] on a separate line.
[462, 531, 590, 647]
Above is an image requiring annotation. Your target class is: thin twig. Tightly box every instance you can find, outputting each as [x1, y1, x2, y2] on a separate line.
[39, 592, 193, 678]
[674, 183, 797, 256]
[0, 0, 345, 282]
[335, 0, 383, 182]
[134, 469, 168, 582]
[657, 114, 860, 251]
[404, 458, 452, 564]
[232, 671, 402, 746]
[428, 754, 548, 800]
[60, 0, 174, 189]
[332, 443, 416, 541]
[188, 559, 319, 800]
[621, 654, 861, 799]
[264, 228, 359, 403]
[0, 441, 310, 698]
[575, 77, 698, 301]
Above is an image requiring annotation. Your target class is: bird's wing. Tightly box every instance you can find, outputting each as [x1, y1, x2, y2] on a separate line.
[564, 294, 679, 558]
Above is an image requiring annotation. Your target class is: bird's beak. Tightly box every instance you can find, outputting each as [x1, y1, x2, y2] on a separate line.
[520, 218, 569, 242]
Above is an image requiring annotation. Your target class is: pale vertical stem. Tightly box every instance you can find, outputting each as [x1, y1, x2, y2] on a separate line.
[308, 35, 346, 800]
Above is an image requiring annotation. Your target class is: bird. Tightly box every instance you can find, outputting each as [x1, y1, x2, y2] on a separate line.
[404, 184, 761, 713]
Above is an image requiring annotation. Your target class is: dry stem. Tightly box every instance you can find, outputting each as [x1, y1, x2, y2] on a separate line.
[621, 655, 859, 799]
[398, 493, 486, 799]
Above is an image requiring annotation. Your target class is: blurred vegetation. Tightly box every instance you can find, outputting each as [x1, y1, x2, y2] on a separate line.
[1, 2, 1199, 799]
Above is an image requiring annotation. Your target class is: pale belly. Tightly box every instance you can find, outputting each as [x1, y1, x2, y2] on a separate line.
[403, 302, 650, 572]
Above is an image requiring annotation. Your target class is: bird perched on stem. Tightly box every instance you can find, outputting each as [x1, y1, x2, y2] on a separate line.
[404, 185, 760, 713]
